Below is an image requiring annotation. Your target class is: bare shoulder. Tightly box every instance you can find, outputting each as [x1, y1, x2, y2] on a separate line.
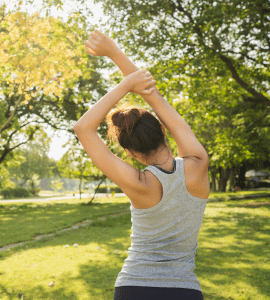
[130, 170, 162, 209]
[181, 156, 210, 199]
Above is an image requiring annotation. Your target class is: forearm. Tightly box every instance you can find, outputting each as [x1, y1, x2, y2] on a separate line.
[73, 81, 129, 132]
[109, 48, 164, 99]
[109, 48, 140, 77]
[109, 49, 207, 160]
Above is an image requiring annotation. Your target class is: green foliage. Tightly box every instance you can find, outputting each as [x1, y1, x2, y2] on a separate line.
[6, 129, 54, 188]
[0, 186, 30, 199]
[93, 0, 270, 190]
[94, 185, 123, 193]
[50, 178, 64, 192]
[0, 7, 109, 168]
[28, 187, 42, 195]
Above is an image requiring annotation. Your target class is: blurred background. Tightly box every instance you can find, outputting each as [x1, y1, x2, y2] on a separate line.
[0, 0, 269, 200]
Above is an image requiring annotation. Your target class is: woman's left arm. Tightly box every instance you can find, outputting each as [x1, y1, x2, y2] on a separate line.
[73, 81, 129, 133]
[73, 69, 155, 133]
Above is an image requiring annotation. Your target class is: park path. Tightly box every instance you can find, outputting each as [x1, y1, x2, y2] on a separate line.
[0, 210, 130, 252]
[1, 191, 270, 252]
[0, 193, 126, 204]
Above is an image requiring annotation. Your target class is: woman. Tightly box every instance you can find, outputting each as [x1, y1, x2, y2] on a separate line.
[73, 30, 210, 300]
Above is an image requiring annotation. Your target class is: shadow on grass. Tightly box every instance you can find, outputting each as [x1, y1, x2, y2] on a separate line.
[0, 213, 131, 300]
[0, 200, 130, 248]
[1, 200, 270, 299]
[232, 202, 270, 208]
[0, 282, 80, 300]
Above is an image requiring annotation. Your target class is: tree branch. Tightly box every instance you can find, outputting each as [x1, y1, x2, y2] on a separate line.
[32, 111, 74, 134]
[245, 110, 270, 130]
[6, 121, 33, 143]
[0, 126, 39, 164]
[171, 1, 270, 107]
[222, 49, 269, 68]
[0, 92, 24, 134]
[219, 54, 270, 106]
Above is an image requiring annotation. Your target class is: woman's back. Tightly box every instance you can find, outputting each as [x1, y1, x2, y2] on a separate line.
[132, 156, 210, 210]
[114, 157, 209, 293]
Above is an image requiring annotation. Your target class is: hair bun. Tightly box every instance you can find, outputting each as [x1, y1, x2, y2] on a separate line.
[106, 104, 167, 153]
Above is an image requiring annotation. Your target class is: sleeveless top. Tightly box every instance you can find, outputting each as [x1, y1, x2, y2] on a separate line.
[114, 157, 209, 292]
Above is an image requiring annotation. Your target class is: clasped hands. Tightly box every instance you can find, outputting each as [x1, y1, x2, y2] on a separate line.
[84, 30, 156, 95]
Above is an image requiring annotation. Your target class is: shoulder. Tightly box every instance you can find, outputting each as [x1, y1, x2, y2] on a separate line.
[181, 156, 210, 199]
[181, 155, 209, 179]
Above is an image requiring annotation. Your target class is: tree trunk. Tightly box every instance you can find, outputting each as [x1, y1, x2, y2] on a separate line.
[210, 166, 217, 192]
[237, 164, 247, 190]
[218, 166, 231, 192]
[229, 166, 237, 191]
[79, 171, 82, 200]
[84, 174, 107, 206]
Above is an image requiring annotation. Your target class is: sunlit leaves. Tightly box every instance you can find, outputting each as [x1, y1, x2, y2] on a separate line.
[0, 10, 89, 104]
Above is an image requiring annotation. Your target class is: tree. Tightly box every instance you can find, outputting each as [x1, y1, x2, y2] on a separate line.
[92, 0, 270, 191]
[50, 178, 64, 194]
[95, 0, 269, 105]
[0, 5, 110, 166]
[57, 140, 108, 203]
[7, 129, 52, 188]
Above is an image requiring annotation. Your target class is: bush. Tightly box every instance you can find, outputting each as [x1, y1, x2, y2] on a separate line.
[0, 187, 30, 199]
[29, 187, 42, 195]
[94, 185, 123, 193]
[12, 187, 30, 198]
[110, 186, 123, 193]
[0, 187, 13, 199]
[94, 186, 107, 193]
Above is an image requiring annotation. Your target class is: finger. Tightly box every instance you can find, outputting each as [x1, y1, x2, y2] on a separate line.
[84, 40, 97, 50]
[84, 40, 92, 48]
[89, 38, 98, 46]
[85, 39, 97, 46]
[143, 87, 155, 94]
[89, 32, 99, 40]
[147, 79, 156, 86]
[94, 29, 104, 37]
[85, 45, 95, 55]
[145, 75, 154, 81]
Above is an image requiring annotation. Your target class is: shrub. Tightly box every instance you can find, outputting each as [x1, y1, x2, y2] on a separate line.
[110, 186, 123, 193]
[12, 187, 30, 198]
[94, 185, 123, 193]
[0, 187, 30, 199]
[0, 187, 13, 199]
[94, 186, 107, 193]
[29, 187, 42, 195]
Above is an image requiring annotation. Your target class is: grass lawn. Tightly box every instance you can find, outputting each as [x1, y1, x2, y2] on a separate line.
[0, 192, 269, 299]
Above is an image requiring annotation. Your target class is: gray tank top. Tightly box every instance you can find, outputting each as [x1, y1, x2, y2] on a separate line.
[114, 157, 209, 291]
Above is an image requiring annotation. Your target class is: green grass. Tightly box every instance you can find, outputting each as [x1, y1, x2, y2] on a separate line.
[0, 193, 270, 299]
[0, 197, 130, 248]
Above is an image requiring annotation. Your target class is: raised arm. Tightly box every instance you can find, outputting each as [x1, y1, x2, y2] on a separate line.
[85, 31, 209, 161]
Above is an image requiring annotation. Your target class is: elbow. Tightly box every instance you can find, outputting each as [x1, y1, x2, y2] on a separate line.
[73, 124, 82, 135]
[203, 151, 209, 164]
[73, 124, 78, 133]
[73, 124, 94, 136]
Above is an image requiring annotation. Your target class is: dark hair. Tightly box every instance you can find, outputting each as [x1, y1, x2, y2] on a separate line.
[106, 103, 167, 159]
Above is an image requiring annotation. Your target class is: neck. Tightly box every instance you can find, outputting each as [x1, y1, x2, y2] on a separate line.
[150, 146, 172, 166]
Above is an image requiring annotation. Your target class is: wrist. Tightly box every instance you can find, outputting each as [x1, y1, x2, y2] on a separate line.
[119, 79, 130, 95]
[108, 47, 122, 61]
